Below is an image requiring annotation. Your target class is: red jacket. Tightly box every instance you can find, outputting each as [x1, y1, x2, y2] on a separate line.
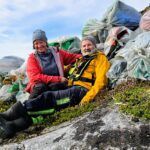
[25, 47, 81, 93]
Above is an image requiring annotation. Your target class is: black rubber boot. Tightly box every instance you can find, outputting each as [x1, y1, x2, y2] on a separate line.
[0, 115, 32, 139]
[0, 116, 14, 139]
[0, 101, 27, 121]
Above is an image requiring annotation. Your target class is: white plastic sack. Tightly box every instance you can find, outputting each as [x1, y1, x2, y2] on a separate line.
[9, 60, 28, 85]
[101, 0, 141, 28]
[104, 26, 132, 56]
[13, 77, 29, 103]
[0, 85, 13, 101]
[107, 57, 128, 87]
[9, 60, 27, 76]
[116, 32, 150, 61]
[133, 31, 150, 49]
[107, 57, 127, 79]
[128, 28, 143, 40]
[116, 32, 150, 80]
[127, 46, 150, 80]
[115, 41, 136, 61]
[82, 19, 109, 43]
[16, 91, 30, 103]
[82, 19, 106, 36]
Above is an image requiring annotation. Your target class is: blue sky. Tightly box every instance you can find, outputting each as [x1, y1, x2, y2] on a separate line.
[0, 0, 149, 60]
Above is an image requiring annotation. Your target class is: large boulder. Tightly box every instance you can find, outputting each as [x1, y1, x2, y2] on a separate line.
[0, 107, 149, 149]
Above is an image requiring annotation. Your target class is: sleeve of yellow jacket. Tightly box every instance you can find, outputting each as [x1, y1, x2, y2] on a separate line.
[80, 53, 110, 105]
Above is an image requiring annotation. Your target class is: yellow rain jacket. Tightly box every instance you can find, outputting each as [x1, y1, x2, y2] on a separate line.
[69, 51, 110, 105]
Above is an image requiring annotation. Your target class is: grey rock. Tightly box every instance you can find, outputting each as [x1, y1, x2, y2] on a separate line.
[0, 107, 149, 150]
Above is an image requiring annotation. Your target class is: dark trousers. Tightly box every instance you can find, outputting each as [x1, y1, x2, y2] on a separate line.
[29, 82, 68, 99]
[24, 86, 87, 111]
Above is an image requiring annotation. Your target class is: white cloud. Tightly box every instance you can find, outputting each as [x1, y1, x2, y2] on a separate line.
[0, 0, 149, 59]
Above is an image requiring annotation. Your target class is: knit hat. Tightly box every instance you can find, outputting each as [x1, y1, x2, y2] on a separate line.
[32, 29, 47, 43]
[81, 35, 97, 47]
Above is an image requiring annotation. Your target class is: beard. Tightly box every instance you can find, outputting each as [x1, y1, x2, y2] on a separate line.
[81, 48, 97, 56]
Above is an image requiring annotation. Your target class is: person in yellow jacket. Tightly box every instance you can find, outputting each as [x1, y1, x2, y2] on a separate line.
[68, 36, 110, 105]
[0, 36, 110, 139]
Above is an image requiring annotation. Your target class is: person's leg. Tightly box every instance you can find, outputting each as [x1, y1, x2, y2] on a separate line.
[29, 82, 48, 99]
[52, 86, 88, 110]
[24, 86, 88, 112]
[24, 90, 57, 111]
[47, 82, 68, 91]
[29, 81, 68, 98]
[0, 86, 87, 139]
[29, 82, 68, 99]
[0, 101, 28, 121]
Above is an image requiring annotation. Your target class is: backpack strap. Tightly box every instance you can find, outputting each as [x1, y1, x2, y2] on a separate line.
[68, 53, 97, 84]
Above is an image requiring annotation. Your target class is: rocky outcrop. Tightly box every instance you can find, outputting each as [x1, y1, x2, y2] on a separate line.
[0, 56, 24, 73]
[0, 106, 149, 150]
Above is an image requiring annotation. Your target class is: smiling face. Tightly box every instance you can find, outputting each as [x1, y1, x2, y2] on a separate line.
[33, 40, 48, 53]
[81, 40, 96, 56]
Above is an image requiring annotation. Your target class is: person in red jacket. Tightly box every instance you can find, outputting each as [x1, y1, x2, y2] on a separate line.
[26, 29, 81, 98]
[0, 35, 110, 139]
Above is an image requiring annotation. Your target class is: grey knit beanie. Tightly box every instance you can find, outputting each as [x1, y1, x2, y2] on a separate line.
[81, 35, 97, 47]
[33, 29, 47, 43]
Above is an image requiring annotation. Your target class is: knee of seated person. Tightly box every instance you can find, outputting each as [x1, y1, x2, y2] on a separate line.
[71, 86, 87, 101]
[29, 82, 48, 99]
[72, 86, 87, 94]
[34, 82, 47, 91]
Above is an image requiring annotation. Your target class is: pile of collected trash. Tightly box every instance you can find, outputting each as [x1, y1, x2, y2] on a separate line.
[48, 36, 81, 54]
[82, 0, 150, 87]
[0, 58, 29, 103]
[0, 0, 149, 103]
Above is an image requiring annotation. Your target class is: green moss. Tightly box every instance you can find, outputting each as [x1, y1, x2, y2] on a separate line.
[40, 102, 98, 127]
[114, 86, 150, 120]
[0, 101, 14, 112]
[0, 79, 149, 144]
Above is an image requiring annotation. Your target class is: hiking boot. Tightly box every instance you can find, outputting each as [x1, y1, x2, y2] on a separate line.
[0, 115, 32, 139]
[0, 101, 27, 121]
[8, 116, 32, 133]
[0, 116, 14, 139]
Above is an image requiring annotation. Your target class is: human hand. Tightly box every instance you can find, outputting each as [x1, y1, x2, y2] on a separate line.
[64, 64, 72, 77]
[60, 77, 68, 83]
[79, 97, 91, 106]
[64, 64, 71, 72]
[79, 100, 88, 106]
